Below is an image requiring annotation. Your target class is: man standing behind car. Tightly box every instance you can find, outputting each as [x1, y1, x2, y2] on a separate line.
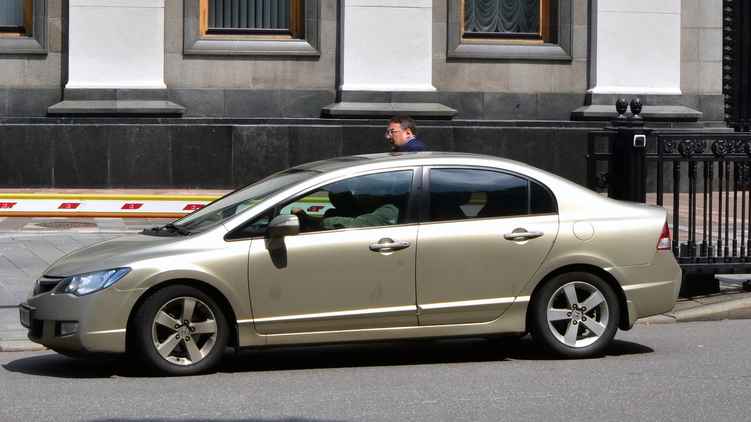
[386, 115, 431, 152]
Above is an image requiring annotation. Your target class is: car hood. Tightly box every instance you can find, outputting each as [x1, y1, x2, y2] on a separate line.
[43, 233, 189, 277]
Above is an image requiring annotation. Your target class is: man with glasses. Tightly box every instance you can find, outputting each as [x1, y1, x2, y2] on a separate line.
[386, 115, 431, 152]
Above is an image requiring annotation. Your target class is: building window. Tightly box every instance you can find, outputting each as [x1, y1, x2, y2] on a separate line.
[185, 0, 319, 56]
[463, 0, 548, 41]
[0, 0, 46, 54]
[448, 0, 570, 60]
[0, 0, 31, 36]
[203, 0, 302, 38]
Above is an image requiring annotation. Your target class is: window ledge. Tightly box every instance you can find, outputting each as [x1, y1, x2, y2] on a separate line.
[0, 36, 46, 54]
[185, 37, 320, 56]
[448, 42, 571, 61]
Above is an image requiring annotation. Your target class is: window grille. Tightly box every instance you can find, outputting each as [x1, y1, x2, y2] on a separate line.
[208, 0, 292, 35]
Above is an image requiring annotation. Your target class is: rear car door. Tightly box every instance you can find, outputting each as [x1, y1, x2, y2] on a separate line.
[416, 167, 560, 325]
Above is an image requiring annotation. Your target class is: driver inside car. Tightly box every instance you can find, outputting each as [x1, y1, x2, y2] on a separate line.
[291, 176, 398, 230]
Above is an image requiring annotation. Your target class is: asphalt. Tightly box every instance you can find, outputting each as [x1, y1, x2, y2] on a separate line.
[1, 215, 751, 352]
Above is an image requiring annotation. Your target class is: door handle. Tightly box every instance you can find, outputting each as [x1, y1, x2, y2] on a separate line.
[504, 230, 544, 242]
[369, 238, 411, 253]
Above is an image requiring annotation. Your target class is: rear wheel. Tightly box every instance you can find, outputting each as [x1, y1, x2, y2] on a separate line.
[132, 285, 228, 375]
[529, 272, 619, 358]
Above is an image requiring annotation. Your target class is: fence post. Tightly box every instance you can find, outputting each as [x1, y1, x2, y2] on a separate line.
[609, 99, 653, 202]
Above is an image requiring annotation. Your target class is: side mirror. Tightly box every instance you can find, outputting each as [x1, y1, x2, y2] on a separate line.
[266, 214, 300, 250]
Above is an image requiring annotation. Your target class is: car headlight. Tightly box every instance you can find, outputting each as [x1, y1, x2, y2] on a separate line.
[56, 268, 131, 296]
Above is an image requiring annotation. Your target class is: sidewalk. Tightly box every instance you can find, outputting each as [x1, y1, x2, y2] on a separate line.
[2, 215, 751, 352]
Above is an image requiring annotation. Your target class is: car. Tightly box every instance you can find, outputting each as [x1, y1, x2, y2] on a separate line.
[19, 152, 681, 375]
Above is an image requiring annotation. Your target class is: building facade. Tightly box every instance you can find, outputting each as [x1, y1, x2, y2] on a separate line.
[0, 0, 723, 189]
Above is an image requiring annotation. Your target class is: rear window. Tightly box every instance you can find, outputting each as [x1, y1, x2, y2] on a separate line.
[428, 168, 556, 222]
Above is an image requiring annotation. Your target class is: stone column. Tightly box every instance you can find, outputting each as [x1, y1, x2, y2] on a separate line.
[340, 0, 434, 93]
[323, 0, 455, 118]
[589, 0, 681, 95]
[50, 0, 183, 115]
[67, 0, 166, 89]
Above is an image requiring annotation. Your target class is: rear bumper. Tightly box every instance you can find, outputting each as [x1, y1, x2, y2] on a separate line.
[610, 251, 682, 327]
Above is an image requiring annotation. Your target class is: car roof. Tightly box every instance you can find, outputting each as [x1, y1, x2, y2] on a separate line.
[288, 152, 530, 174]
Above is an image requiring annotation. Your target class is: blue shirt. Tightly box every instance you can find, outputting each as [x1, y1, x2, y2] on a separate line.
[398, 137, 431, 152]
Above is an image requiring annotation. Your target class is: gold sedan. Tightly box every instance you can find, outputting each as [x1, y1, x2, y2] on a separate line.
[20, 152, 681, 375]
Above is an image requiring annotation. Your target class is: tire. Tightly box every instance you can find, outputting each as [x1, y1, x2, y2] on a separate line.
[132, 285, 229, 376]
[529, 272, 620, 358]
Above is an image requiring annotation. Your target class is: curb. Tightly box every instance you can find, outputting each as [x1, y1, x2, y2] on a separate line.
[0, 339, 46, 353]
[637, 294, 751, 324]
[670, 295, 751, 322]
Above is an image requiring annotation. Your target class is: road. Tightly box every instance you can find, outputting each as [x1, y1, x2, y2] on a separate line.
[1, 320, 750, 421]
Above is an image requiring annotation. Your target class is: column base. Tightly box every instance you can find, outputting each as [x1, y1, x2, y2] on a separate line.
[48, 89, 184, 117]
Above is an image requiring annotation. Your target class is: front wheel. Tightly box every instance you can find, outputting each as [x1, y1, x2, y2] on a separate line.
[132, 285, 229, 375]
[529, 272, 620, 358]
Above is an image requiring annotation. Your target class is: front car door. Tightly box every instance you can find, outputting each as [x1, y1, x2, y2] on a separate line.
[416, 167, 560, 325]
[245, 169, 419, 334]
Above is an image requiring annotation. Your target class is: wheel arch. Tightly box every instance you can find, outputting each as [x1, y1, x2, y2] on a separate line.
[525, 264, 631, 332]
[125, 278, 239, 353]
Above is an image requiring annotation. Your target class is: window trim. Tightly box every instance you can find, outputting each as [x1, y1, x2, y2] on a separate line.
[0, 0, 47, 55]
[448, 0, 571, 61]
[185, 0, 320, 56]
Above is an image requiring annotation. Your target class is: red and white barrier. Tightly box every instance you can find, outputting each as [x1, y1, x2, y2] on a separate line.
[0, 194, 222, 218]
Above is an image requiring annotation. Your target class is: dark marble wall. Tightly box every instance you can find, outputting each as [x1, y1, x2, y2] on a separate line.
[0, 118, 604, 189]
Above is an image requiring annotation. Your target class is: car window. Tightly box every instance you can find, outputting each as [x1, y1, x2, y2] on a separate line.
[286, 170, 414, 232]
[428, 168, 555, 222]
[227, 170, 414, 239]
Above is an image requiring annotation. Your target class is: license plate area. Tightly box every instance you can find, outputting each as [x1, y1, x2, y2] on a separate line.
[19, 304, 35, 329]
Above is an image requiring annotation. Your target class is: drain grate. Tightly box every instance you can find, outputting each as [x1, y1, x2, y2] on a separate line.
[36, 222, 98, 229]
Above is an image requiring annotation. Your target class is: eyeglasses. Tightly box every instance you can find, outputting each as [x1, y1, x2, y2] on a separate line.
[385, 129, 403, 138]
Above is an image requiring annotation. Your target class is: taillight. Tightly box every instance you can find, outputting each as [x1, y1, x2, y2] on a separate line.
[657, 222, 672, 250]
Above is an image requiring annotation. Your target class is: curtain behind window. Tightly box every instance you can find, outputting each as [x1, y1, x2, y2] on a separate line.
[464, 0, 539, 34]
[209, 0, 289, 30]
[0, 0, 24, 27]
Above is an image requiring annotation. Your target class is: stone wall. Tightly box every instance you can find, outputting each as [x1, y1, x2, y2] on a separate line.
[0, 118, 604, 189]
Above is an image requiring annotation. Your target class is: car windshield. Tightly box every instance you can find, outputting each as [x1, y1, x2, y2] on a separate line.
[173, 170, 319, 231]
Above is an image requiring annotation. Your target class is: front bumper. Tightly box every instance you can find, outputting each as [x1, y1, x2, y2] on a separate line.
[22, 286, 144, 354]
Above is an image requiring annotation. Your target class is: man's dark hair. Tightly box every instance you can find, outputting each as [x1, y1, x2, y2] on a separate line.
[388, 115, 418, 136]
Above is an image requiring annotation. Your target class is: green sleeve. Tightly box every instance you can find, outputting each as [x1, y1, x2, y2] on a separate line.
[323, 204, 398, 229]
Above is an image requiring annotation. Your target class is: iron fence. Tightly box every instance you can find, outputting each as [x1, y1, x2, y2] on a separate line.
[587, 131, 751, 293]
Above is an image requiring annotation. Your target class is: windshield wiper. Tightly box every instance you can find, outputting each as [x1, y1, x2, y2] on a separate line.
[165, 223, 192, 236]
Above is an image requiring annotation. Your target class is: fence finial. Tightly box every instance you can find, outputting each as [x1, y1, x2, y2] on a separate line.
[615, 98, 629, 121]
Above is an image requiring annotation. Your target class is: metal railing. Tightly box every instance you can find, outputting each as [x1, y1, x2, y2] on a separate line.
[653, 133, 751, 270]
[587, 131, 751, 293]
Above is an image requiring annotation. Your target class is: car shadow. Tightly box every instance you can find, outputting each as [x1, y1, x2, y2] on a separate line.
[2, 336, 653, 379]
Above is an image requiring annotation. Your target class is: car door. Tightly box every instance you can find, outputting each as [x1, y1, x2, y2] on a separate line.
[246, 170, 419, 335]
[416, 167, 559, 326]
